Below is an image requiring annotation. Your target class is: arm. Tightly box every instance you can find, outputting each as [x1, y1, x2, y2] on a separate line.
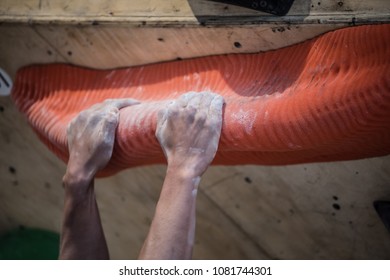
[139, 92, 224, 259]
[59, 98, 139, 260]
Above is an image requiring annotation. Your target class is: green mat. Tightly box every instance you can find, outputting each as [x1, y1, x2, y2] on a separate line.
[0, 227, 59, 260]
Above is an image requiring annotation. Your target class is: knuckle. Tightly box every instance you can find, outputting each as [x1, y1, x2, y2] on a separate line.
[187, 106, 197, 115]
[168, 107, 180, 117]
[196, 112, 207, 122]
[103, 99, 114, 104]
[105, 113, 118, 124]
[108, 116, 118, 124]
[110, 107, 119, 114]
[66, 122, 73, 134]
[104, 107, 118, 117]
[89, 102, 103, 111]
[157, 108, 165, 118]
[78, 111, 88, 120]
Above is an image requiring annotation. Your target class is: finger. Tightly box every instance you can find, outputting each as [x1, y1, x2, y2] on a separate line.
[104, 117, 119, 139]
[199, 91, 215, 113]
[155, 108, 167, 141]
[87, 102, 105, 112]
[208, 95, 224, 133]
[157, 107, 168, 128]
[209, 94, 224, 114]
[104, 98, 141, 109]
[101, 112, 120, 140]
[107, 107, 120, 122]
[166, 100, 181, 117]
[176, 93, 191, 107]
[187, 92, 202, 109]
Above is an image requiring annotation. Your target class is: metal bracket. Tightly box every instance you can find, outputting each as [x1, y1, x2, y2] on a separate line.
[208, 0, 296, 16]
[374, 201, 390, 233]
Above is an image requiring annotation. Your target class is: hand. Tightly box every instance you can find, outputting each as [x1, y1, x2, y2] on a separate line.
[156, 92, 224, 178]
[64, 99, 140, 185]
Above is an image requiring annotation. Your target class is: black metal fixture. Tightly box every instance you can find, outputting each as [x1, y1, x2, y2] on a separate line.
[373, 201, 390, 233]
[208, 0, 296, 16]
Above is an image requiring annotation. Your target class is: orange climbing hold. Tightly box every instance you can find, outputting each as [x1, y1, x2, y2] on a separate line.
[11, 24, 390, 177]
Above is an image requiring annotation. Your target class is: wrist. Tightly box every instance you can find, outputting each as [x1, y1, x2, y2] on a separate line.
[64, 159, 95, 183]
[156, 165, 201, 212]
[166, 158, 204, 179]
[166, 165, 201, 186]
[63, 169, 94, 197]
[63, 169, 91, 185]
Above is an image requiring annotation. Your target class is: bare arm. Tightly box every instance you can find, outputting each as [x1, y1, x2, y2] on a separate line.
[60, 99, 139, 260]
[139, 92, 224, 259]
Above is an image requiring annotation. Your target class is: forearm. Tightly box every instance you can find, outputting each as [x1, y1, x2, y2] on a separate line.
[59, 99, 140, 259]
[59, 175, 109, 260]
[139, 167, 200, 260]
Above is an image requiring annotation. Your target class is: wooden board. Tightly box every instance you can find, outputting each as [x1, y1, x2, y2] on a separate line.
[0, 0, 389, 25]
[1, 0, 388, 78]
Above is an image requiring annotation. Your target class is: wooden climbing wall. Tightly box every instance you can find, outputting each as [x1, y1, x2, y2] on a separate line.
[0, 0, 390, 259]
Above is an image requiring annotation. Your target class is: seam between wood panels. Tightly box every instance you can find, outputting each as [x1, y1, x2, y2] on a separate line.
[199, 185, 276, 260]
[31, 26, 70, 63]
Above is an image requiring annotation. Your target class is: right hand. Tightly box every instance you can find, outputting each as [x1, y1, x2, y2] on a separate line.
[155, 92, 224, 178]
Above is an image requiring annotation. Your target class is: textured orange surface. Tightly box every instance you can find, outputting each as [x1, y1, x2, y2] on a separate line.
[11, 24, 390, 177]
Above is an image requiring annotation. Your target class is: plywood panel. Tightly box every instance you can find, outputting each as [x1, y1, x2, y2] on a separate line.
[202, 163, 390, 259]
[35, 24, 339, 68]
[0, 97, 65, 234]
[0, 24, 341, 78]
[0, 25, 67, 79]
[1, 0, 387, 78]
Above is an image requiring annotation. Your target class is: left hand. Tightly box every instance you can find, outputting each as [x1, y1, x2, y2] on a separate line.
[64, 99, 140, 185]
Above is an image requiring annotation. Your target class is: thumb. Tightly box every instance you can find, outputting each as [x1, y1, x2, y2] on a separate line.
[104, 98, 141, 109]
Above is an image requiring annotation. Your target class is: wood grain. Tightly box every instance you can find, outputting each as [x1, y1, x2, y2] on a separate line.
[0, 0, 389, 25]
